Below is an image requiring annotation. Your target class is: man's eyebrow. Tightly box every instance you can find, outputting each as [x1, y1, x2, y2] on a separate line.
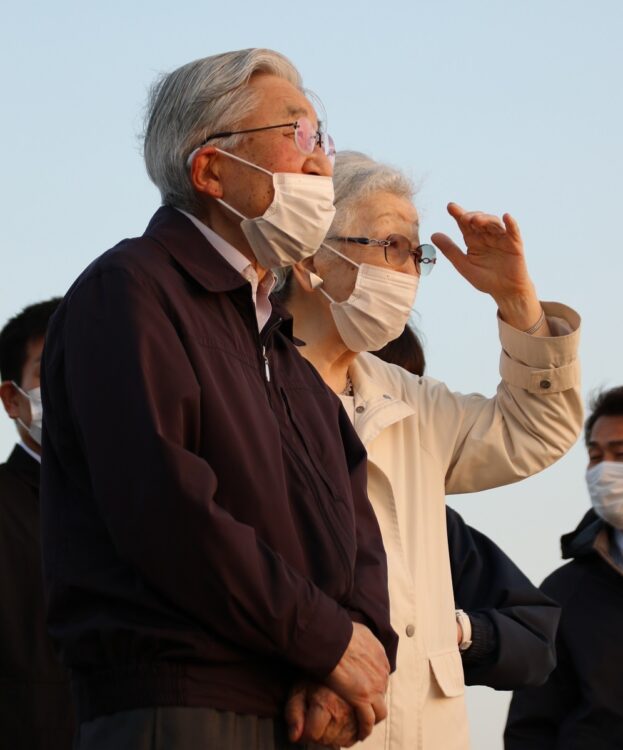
[588, 440, 623, 448]
[285, 105, 310, 119]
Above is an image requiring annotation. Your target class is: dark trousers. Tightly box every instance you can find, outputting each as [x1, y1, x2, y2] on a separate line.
[73, 707, 325, 750]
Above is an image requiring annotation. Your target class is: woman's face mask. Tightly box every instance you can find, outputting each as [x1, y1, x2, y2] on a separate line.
[316, 241, 419, 353]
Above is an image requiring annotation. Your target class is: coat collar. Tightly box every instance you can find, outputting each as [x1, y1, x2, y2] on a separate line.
[7, 443, 40, 492]
[144, 206, 295, 341]
[348, 354, 415, 446]
[143, 206, 251, 295]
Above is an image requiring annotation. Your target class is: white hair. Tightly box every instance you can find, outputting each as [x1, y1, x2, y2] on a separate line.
[143, 48, 302, 212]
[329, 150, 415, 236]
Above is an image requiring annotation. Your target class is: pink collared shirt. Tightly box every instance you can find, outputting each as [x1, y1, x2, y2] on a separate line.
[178, 210, 275, 331]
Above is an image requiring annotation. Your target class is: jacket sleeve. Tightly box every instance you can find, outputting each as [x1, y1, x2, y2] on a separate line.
[61, 266, 354, 678]
[337, 405, 399, 670]
[447, 507, 560, 689]
[504, 633, 579, 749]
[437, 302, 582, 494]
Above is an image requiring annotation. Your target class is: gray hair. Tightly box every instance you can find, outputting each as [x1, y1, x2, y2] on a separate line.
[329, 151, 415, 236]
[143, 48, 303, 212]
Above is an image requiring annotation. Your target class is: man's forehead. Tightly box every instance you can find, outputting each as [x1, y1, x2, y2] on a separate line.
[589, 415, 623, 444]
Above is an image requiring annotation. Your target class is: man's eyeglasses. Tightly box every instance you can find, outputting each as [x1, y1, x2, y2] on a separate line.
[328, 234, 437, 275]
[195, 116, 336, 164]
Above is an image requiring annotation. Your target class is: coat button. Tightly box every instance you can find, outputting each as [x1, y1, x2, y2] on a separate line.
[540, 379, 551, 389]
[405, 624, 415, 637]
[355, 405, 365, 413]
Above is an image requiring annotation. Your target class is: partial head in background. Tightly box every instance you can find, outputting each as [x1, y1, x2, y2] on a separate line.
[0, 298, 61, 454]
[372, 324, 426, 377]
[585, 386, 623, 529]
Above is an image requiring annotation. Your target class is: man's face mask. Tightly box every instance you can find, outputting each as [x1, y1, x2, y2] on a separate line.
[12, 383, 43, 446]
[189, 148, 336, 270]
[586, 461, 623, 530]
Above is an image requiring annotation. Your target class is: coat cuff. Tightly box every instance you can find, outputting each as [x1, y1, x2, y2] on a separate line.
[498, 301, 581, 394]
[461, 611, 497, 666]
[284, 596, 354, 679]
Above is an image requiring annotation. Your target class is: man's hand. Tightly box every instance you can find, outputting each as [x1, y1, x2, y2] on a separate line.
[323, 622, 390, 741]
[432, 203, 549, 334]
[285, 681, 358, 748]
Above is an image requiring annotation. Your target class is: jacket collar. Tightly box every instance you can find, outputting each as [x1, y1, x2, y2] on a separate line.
[7, 443, 40, 492]
[143, 206, 251, 295]
[144, 206, 295, 342]
[561, 508, 623, 576]
[348, 355, 415, 446]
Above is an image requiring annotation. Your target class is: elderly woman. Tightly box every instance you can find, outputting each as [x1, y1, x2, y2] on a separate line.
[281, 152, 582, 750]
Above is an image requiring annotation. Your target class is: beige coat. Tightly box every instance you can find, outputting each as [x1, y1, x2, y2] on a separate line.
[339, 302, 582, 750]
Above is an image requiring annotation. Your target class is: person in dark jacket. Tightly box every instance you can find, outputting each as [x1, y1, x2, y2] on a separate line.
[0, 298, 74, 749]
[40, 48, 397, 750]
[505, 385, 623, 749]
[375, 324, 560, 689]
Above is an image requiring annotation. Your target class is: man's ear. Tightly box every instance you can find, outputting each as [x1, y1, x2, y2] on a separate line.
[292, 257, 324, 293]
[190, 147, 223, 199]
[0, 381, 20, 420]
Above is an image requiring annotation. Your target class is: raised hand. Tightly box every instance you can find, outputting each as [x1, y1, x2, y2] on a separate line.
[432, 203, 548, 333]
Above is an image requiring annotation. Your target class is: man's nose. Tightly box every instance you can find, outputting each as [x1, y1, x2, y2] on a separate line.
[301, 147, 333, 177]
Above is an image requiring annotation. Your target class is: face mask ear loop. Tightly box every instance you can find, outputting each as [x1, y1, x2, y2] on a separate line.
[216, 198, 248, 221]
[318, 287, 336, 304]
[320, 241, 360, 268]
[213, 148, 273, 176]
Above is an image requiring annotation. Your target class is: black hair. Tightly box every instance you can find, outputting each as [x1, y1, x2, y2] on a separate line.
[585, 386, 623, 444]
[0, 298, 61, 385]
[372, 324, 426, 377]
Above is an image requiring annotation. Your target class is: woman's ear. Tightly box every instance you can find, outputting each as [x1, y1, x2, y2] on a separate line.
[292, 257, 324, 293]
[190, 147, 223, 199]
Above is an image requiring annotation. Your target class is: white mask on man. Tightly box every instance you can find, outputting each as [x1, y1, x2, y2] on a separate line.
[211, 149, 336, 269]
[13, 383, 43, 446]
[317, 243, 419, 353]
[586, 461, 623, 530]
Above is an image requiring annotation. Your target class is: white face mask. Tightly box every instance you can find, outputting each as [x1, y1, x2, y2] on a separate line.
[586, 461, 623, 530]
[213, 149, 336, 269]
[13, 383, 43, 446]
[318, 243, 419, 352]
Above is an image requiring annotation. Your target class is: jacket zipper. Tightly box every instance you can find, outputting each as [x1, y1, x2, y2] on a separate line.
[280, 435, 354, 597]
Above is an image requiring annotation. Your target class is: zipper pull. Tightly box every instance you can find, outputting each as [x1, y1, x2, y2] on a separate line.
[262, 345, 270, 382]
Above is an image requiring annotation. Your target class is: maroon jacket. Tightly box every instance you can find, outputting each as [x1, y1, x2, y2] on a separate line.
[40, 206, 397, 723]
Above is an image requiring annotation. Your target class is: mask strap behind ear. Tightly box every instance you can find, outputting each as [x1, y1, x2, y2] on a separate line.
[321, 242, 360, 269]
[213, 148, 273, 177]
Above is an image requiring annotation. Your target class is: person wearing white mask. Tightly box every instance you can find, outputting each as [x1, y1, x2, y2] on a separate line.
[277, 151, 583, 749]
[0, 298, 75, 749]
[505, 385, 623, 749]
[40, 53, 397, 750]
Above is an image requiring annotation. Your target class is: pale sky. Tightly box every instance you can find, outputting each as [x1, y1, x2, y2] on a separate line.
[1, 1, 622, 746]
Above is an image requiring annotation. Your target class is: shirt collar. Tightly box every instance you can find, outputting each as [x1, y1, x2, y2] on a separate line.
[19, 441, 41, 464]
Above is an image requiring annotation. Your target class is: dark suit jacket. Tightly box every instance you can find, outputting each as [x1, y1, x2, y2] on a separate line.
[0, 444, 74, 749]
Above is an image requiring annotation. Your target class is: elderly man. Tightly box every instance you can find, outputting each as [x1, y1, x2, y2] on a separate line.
[40, 49, 397, 750]
[505, 385, 623, 749]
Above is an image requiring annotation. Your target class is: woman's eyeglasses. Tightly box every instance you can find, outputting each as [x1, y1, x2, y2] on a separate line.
[328, 234, 437, 275]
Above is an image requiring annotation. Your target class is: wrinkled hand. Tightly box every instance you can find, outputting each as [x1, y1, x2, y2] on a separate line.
[432, 203, 545, 331]
[324, 623, 390, 742]
[285, 681, 358, 748]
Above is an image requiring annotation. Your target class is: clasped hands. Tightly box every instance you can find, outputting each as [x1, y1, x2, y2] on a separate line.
[285, 623, 390, 748]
